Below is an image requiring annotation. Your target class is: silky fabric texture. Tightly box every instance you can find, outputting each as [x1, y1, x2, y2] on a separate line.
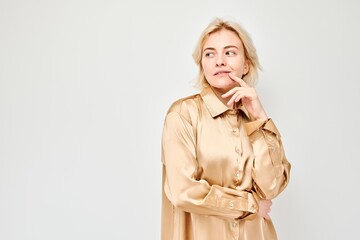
[161, 87, 291, 240]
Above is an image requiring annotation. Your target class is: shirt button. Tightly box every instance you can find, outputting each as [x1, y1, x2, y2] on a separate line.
[232, 128, 239, 134]
[232, 221, 238, 228]
[229, 201, 234, 208]
[250, 204, 256, 212]
[235, 147, 240, 153]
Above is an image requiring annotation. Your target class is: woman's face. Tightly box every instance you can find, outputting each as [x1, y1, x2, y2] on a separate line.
[201, 29, 249, 93]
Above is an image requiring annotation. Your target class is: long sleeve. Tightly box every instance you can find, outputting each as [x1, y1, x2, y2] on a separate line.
[245, 118, 291, 200]
[162, 112, 259, 219]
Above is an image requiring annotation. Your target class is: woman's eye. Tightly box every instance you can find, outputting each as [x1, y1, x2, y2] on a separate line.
[204, 52, 214, 57]
[226, 51, 236, 56]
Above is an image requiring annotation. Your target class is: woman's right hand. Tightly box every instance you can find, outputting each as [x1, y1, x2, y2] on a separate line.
[258, 199, 272, 219]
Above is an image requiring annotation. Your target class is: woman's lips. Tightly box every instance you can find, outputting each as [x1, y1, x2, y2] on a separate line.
[214, 71, 231, 76]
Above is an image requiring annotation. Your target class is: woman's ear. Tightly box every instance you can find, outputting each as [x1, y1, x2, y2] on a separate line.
[243, 60, 250, 76]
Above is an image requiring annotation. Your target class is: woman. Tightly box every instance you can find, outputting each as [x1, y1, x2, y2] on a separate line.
[161, 18, 291, 240]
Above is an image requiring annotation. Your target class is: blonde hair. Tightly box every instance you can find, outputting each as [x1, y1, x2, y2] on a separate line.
[193, 18, 261, 88]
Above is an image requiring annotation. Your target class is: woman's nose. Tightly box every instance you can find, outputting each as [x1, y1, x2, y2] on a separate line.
[215, 55, 226, 66]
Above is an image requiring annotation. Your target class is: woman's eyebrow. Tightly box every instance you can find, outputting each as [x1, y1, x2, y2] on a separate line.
[203, 45, 239, 52]
[203, 47, 215, 52]
[224, 45, 239, 50]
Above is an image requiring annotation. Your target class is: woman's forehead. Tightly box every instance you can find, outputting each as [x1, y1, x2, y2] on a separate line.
[203, 29, 243, 50]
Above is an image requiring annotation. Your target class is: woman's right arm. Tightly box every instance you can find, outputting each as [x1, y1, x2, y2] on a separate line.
[162, 111, 259, 220]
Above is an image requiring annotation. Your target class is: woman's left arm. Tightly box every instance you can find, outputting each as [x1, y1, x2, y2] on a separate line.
[245, 118, 291, 200]
[223, 73, 291, 200]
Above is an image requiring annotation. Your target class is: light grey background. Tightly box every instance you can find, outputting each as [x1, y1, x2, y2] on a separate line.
[1, 0, 360, 239]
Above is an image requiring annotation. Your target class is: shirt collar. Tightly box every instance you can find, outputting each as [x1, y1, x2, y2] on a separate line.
[200, 87, 250, 118]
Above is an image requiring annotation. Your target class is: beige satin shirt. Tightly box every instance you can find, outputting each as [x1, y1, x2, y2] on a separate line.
[161, 87, 291, 240]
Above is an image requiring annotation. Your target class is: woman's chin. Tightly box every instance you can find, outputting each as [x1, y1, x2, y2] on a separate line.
[211, 82, 237, 93]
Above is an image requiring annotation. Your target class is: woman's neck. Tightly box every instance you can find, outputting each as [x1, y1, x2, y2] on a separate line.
[210, 86, 236, 109]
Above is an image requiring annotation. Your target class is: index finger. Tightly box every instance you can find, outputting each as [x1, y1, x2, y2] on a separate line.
[228, 73, 248, 87]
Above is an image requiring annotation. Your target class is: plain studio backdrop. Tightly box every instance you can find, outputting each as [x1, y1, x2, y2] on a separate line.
[1, 0, 360, 239]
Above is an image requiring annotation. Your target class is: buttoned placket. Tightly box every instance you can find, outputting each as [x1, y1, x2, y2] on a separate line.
[225, 111, 244, 240]
[219, 112, 241, 238]
[225, 110, 244, 187]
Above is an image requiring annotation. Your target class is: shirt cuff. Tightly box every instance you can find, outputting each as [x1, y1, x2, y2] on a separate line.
[245, 118, 281, 137]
